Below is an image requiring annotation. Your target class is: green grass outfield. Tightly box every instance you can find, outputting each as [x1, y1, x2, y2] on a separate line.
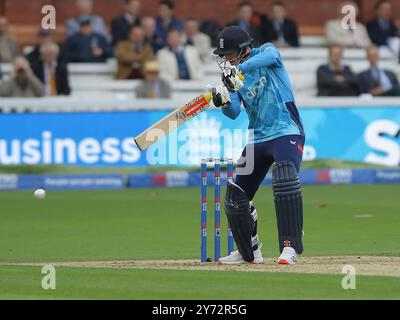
[0, 184, 399, 299]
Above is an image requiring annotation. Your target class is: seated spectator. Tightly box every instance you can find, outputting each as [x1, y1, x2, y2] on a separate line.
[317, 46, 359, 96]
[155, 0, 184, 48]
[326, 2, 372, 48]
[229, 1, 263, 46]
[135, 60, 171, 98]
[26, 29, 56, 66]
[115, 26, 154, 79]
[142, 16, 164, 53]
[0, 16, 19, 63]
[358, 46, 400, 96]
[66, 0, 109, 40]
[157, 29, 202, 81]
[183, 18, 212, 62]
[262, 1, 300, 47]
[64, 17, 113, 63]
[200, 19, 222, 48]
[367, 0, 398, 47]
[395, 18, 400, 37]
[111, 0, 141, 46]
[32, 43, 70, 96]
[0, 56, 44, 97]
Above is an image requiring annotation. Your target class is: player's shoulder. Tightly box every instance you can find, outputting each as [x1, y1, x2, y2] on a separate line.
[253, 42, 280, 54]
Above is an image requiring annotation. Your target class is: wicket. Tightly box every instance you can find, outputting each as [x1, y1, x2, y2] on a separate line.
[201, 158, 235, 263]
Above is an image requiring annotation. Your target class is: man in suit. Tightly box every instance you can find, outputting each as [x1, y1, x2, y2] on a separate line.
[229, 1, 264, 46]
[317, 46, 359, 96]
[135, 60, 171, 98]
[367, 0, 398, 47]
[358, 46, 400, 96]
[262, 1, 300, 47]
[64, 17, 113, 63]
[157, 29, 203, 81]
[32, 43, 70, 96]
[26, 29, 55, 66]
[155, 0, 184, 48]
[111, 0, 142, 46]
[115, 26, 154, 79]
[142, 16, 164, 53]
[182, 18, 212, 63]
[66, 0, 109, 40]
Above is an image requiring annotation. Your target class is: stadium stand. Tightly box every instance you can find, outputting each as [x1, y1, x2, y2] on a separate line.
[0, 0, 399, 107]
[1, 43, 398, 100]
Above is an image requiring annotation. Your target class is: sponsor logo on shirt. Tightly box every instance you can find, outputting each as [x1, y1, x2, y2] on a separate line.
[246, 76, 267, 99]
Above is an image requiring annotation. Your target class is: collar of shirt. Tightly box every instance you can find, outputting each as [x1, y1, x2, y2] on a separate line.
[44, 61, 58, 71]
[171, 45, 184, 54]
[124, 13, 136, 25]
[239, 20, 250, 29]
[162, 17, 172, 28]
[328, 64, 344, 72]
[273, 19, 284, 28]
[378, 19, 390, 30]
[132, 42, 142, 52]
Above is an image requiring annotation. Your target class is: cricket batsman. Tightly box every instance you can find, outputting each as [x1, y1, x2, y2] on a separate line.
[210, 26, 305, 265]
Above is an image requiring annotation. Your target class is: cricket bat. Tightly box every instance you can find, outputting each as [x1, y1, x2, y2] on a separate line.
[134, 92, 213, 151]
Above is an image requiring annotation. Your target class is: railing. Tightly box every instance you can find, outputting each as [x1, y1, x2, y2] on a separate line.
[0, 96, 399, 114]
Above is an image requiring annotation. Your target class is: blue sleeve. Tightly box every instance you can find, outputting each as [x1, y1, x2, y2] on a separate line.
[222, 92, 241, 120]
[238, 45, 281, 73]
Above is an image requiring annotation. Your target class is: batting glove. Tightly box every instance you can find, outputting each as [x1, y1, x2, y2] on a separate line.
[222, 66, 244, 93]
[208, 84, 231, 108]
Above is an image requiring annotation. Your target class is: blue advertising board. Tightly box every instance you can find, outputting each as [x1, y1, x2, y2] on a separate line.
[0, 107, 399, 167]
[1, 169, 398, 191]
[127, 168, 400, 189]
[0, 174, 125, 190]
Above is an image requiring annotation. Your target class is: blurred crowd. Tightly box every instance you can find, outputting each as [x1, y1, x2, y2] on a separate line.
[0, 0, 399, 99]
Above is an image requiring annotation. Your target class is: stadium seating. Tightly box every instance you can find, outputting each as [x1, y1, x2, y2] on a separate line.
[1, 45, 399, 101]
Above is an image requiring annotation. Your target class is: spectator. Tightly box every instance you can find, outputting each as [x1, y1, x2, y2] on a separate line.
[0, 56, 44, 97]
[157, 29, 202, 81]
[32, 43, 70, 96]
[115, 26, 154, 80]
[358, 46, 400, 96]
[155, 0, 184, 48]
[262, 1, 300, 47]
[317, 46, 359, 96]
[0, 16, 19, 63]
[26, 29, 56, 66]
[395, 18, 400, 37]
[64, 17, 113, 63]
[229, 2, 264, 46]
[142, 16, 164, 53]
[111, 0, 142, 46]
[183, 18, 212, 62]
[66, 0, 109, 39]
[200, 19, 222, 48]
[135, 60, 171, 98]
[326, 2, 372, 48]
[367, 0, 398, 47]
